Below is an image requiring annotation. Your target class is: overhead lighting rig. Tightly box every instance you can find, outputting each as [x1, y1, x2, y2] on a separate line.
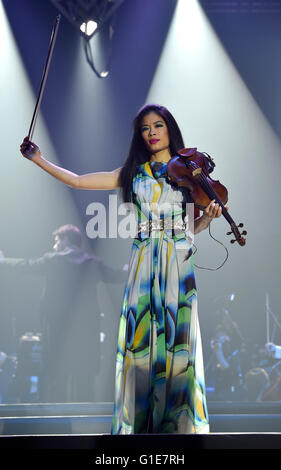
[49, 0, 125, 78]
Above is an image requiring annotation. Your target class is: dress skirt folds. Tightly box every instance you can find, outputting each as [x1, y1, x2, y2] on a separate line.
[111, 160, 210, 434]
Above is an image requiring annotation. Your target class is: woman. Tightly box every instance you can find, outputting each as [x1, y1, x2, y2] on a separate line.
[20, 103, 224, 435]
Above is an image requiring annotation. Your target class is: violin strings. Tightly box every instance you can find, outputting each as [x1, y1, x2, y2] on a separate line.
[182, 158, 239, 255]
[197, 172, 234, 224]
[186, 159, 232, 223]
[187, 160, 223, 204]
[179, 159, 230, 269]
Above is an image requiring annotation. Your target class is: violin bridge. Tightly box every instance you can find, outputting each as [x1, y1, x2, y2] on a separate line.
[192, 167, 202, 177]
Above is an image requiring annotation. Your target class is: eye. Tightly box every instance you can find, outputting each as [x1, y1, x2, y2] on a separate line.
[141, 123, 164, 132]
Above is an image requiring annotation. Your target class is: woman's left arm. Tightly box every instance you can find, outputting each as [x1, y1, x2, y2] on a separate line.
[194, 199, 229, 234]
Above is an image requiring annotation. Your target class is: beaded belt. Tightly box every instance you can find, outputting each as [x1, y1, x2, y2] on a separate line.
[137, 219, 187, 233]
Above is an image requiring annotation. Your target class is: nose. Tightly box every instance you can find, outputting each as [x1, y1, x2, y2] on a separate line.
[148, 127, 156, 137]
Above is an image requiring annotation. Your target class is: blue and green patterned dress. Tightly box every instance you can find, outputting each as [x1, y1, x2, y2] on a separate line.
[111, 160, 209, 434]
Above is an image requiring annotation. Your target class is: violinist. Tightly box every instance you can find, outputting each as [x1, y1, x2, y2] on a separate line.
[20, 103, 227, 434]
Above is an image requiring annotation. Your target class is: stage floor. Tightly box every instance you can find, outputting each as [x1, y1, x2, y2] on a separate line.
[1, 401, 281, 434]
[1, 402, 281, 450]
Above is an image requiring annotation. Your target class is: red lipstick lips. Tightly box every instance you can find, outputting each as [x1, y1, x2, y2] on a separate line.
[149, 139, 159, 144]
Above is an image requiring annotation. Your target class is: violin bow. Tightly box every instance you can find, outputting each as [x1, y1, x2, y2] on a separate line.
[28, 15, 61, 140]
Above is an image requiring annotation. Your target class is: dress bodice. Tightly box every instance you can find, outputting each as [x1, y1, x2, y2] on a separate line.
[131, 161, 193, 241]
[132, 160, 188, 218]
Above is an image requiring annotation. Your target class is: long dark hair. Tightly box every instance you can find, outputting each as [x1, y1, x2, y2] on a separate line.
[118, 104, 185, 203]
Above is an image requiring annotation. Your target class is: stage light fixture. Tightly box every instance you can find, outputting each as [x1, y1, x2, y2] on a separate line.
[49, 0, 125, 39]
[49, 0, 126, 78]
[80, 20, 98, 36]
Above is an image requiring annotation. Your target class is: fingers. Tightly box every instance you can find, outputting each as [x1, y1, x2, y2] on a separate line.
[20, 137, 40, 159]
[205, 199, 220, 218]
[204, 199, 229, 219]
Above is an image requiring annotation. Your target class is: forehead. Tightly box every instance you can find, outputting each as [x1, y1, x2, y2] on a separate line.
[141, 112, 164, 126]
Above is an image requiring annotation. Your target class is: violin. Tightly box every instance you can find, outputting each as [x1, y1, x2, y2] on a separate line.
[166, 147, 247, 246]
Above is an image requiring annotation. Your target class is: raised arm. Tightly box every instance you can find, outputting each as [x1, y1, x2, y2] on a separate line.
[75, 166, 122, 190]
[20, 137, 122, 190]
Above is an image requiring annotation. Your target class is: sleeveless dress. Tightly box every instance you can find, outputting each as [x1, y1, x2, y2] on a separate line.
[111, 160, 209, 434]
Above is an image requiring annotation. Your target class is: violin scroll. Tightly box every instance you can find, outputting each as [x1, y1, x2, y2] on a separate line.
[227, 223, 247, 246]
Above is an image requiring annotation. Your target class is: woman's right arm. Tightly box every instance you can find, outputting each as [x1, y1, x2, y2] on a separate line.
[20, 137, 121, 190]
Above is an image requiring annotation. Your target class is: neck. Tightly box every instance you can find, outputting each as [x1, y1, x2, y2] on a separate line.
[150, 148, 171, 163]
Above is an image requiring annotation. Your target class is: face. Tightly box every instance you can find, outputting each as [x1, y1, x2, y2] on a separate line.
[140, 112, 170, 155]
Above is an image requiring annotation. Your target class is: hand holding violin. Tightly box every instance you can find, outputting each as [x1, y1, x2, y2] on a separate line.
[203, 199, 229, 221]
[194, 199, 229, 234]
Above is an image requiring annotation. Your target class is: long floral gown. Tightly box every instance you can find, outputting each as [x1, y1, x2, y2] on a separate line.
[111, 160, 210, 434]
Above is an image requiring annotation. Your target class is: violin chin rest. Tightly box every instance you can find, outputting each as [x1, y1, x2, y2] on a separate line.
[177, 147, 197, 158]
